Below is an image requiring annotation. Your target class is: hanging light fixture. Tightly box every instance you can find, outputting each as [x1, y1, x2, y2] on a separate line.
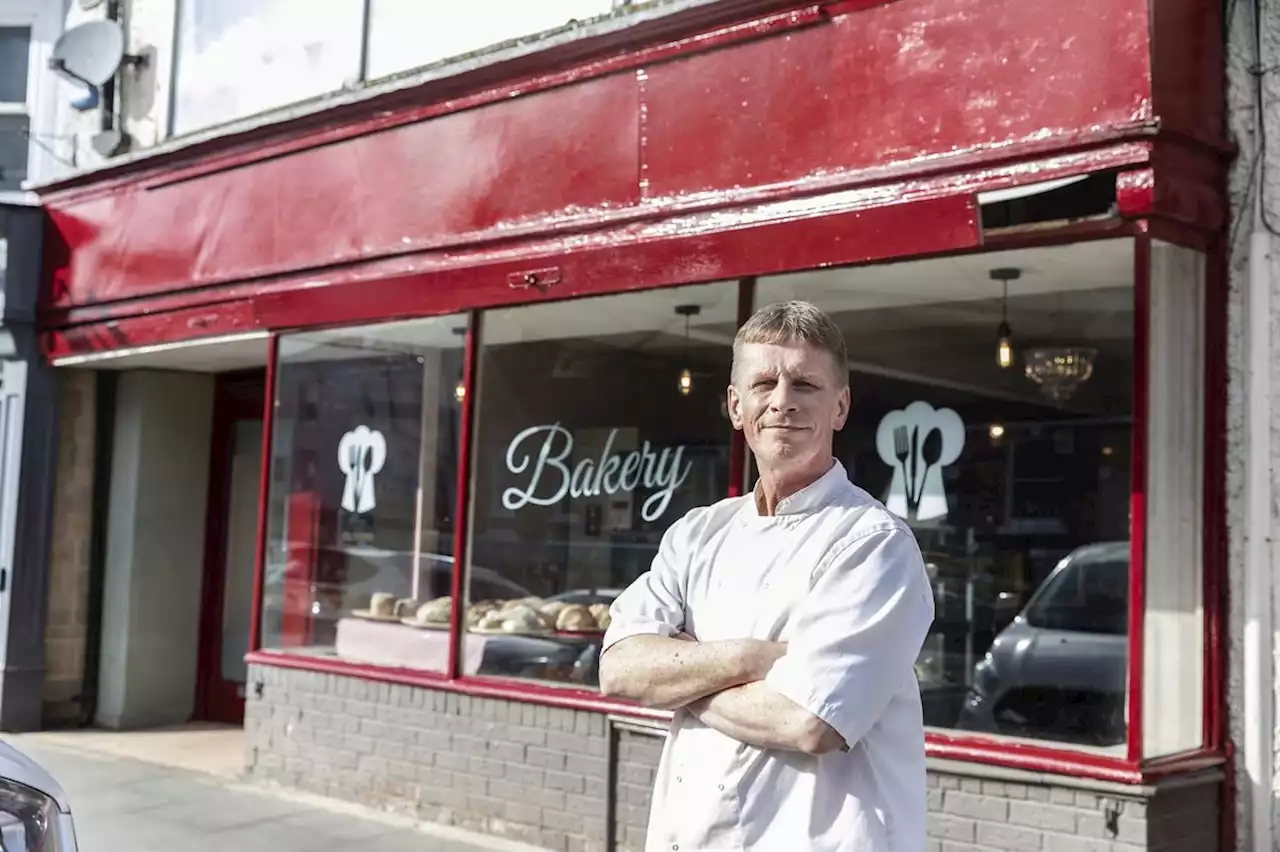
[1024, 347, 1097, 402]
[1020, 288, 1099, 403]
[678, 368, 693, 395]
[451, 326, 467, 403]
[674, 304, 701, 396]
[989, 267, 1020, 369]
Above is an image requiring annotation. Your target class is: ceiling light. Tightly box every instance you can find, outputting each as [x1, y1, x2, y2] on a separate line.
[675, 304, 701, 396]
[1024, 347, 1097, 402]
[989, 268, 1020, 369]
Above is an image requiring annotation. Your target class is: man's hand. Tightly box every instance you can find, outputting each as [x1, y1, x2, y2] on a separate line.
[598, 634, 786, 710]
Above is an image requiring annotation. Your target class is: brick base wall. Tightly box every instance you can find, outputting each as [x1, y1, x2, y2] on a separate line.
[613, 728, 660, 852]
[926, 764, 1222, 852]
[245, 664, 1222, 852]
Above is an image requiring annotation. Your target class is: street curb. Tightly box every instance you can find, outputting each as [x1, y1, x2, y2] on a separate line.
[227, 778, 555, 852]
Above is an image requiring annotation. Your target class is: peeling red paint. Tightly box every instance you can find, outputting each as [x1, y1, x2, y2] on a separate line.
[38, 0, 1178, 324]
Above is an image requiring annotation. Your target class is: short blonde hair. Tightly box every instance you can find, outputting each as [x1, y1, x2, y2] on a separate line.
[731, 300, 849, 387]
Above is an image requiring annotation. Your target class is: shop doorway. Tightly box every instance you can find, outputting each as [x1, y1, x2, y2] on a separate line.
[195, 371, 265, 724]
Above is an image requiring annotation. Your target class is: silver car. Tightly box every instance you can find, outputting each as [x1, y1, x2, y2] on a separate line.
[0, 741, 78, 851]
[956, 542, 1129, 747]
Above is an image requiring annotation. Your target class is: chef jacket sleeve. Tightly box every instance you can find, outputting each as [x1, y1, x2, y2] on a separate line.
[600, 509, 699, 655]
[764, 524, 935, 747]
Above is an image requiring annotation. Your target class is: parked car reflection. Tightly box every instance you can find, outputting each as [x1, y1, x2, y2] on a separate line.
[955, 542, 1129, 747]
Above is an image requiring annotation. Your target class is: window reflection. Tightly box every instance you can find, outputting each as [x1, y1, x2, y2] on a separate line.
[758, 239, 1134, 751]
[259, 317, 465, 673]
[463, 283, 738, 688]
[253, 239, 1140, 751]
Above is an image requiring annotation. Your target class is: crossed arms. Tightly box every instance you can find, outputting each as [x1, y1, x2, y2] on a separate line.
[599, 632, 847, 754]
[598, 521, 934, 756]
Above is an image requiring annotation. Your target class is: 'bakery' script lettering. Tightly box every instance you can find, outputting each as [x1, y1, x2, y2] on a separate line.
[503, 424, 692, 522]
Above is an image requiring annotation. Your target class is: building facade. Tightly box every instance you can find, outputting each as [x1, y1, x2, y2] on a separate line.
[0, 0, 70, 733]
[28, 0, 1265, 850]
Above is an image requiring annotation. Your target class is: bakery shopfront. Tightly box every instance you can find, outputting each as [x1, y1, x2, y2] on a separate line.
[36, 0, 1229, 850]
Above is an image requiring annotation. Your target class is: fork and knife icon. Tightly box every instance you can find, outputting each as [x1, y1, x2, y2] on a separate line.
[876, 401, 966, 522]
[337, 425, 388, 514]
[893, 423, 942, 518]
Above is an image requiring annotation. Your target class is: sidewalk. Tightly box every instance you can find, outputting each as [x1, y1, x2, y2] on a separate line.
[6, 735, 546, 852]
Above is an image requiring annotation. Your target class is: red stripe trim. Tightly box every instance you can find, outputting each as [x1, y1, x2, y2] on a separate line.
[248, 334, 279, 653]
[1126, 234, 1150, 763]
[447, 316, 480, 679]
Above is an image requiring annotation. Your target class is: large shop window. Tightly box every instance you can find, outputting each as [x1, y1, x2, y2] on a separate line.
[254, 237, 1207, 760]
[756, 241, 1137, 753]
[259, 316, 467, 674]
[461, 283, 738, 687]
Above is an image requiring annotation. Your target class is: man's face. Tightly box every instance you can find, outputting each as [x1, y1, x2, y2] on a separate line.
[727, 341, 850, 473]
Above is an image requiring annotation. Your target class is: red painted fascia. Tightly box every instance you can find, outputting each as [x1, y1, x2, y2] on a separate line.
[34, 1, 839, 201]
[42, 187, 983, 358]
[38, 0, 1171, 320]
[39, 141, 1153, 343]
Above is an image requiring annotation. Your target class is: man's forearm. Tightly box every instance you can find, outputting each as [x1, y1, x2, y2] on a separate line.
[687, 682, 847, 755]
[598, 635, 773, 710]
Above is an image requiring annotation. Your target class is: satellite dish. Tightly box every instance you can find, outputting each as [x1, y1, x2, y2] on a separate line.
[49, 20, 127, 88]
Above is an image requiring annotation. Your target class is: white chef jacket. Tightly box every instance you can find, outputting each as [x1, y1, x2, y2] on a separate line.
[602, 460, 934, 852]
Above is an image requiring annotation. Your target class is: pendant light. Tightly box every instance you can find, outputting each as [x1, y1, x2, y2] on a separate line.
[989, 268, 1020, 369]
[674, 304, 701, 396]
[451, 326, 467, 403]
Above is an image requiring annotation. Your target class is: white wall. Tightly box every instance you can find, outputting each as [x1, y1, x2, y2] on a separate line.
[96, 370, 213, 730]
[1225, 0, 1280, 850]
[43, 0, 713, 165]
[120, 0, 176, 149]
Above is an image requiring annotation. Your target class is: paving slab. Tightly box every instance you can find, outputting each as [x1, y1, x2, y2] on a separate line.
[3, 738, 549, 852]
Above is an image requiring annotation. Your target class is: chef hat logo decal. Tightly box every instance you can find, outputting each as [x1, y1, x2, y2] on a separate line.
[337, 425, 387, 514]
[875, 401, 966, 522]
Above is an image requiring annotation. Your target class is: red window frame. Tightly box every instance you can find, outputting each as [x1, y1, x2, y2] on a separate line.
[244, 214, 1227, 787]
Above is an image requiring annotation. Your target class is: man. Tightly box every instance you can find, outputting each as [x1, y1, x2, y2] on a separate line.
[599, 300, 935, 852]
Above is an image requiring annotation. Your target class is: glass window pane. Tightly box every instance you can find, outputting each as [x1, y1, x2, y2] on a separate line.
[260, 316, 466, 674]
[366, 0, 615, 80]
[464, 282, 737, 688]
[0, 114, 28, 192]
[758, 240, 1135, 752]
[0, 27, 30, 104]
[174, 0, 363, 135]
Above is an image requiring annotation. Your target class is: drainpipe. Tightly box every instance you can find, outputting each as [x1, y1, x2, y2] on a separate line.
[1243, 169, 1275, 852]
